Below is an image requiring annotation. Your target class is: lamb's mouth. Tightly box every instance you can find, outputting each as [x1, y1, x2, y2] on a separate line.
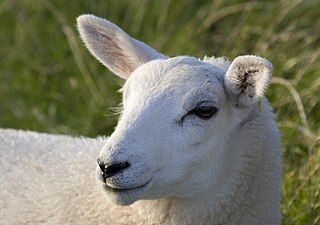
[103, 179, 152, 194]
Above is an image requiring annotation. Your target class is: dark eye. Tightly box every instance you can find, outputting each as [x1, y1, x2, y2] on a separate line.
[193, 104, 217, 120]
[180, 102, 218, 123]
[183, 102, 217, 121]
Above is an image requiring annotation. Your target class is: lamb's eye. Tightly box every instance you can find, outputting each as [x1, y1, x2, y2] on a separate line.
[193, 104, 217, 120]
[181, 102, 218, 123]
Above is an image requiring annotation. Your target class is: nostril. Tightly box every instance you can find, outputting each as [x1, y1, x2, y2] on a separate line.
[96, 159, 130, 180]
[105, 162, 130, 178]
[97, 158, 106, 172]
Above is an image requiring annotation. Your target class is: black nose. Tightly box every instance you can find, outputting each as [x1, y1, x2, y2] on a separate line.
[97, 158, 130, 181]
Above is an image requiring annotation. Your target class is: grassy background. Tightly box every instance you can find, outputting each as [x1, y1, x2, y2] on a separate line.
[1, 0, 319, 224]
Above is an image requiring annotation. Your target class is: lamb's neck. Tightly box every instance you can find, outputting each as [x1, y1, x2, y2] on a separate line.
[133, 164, 256, 225]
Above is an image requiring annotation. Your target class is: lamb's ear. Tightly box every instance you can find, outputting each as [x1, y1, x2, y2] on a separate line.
[224, 55, 272, 107]
[77, 14, 166, 79]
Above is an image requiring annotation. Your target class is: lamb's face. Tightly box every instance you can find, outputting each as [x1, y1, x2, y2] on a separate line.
[77, 14, 272, 206]
[97, 57, 241, 205]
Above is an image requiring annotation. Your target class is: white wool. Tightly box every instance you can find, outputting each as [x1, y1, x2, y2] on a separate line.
[0, 14, 282, 225]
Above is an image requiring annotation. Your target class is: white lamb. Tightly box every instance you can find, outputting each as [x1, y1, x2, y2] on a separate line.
[0, 14, 282, 225]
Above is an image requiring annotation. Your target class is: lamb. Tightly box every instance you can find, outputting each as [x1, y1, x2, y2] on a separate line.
[0, 14, 282, 225]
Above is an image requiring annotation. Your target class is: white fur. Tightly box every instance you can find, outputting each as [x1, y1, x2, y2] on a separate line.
[0, 14, 282, 225]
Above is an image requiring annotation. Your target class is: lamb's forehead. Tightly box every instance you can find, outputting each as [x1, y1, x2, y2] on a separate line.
[123, 56, 226, 96]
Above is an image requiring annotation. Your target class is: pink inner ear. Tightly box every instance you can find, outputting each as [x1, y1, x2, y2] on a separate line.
[78, 14, 167, 79]
[78, 20, 138, 78]
[97, 32, 137, 77]
[113, 54, 134, 76]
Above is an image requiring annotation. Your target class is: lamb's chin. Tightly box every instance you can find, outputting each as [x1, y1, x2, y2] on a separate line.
[102, 181, 152, 206]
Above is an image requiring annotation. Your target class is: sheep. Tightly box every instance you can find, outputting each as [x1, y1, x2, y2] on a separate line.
[0, 14, 282, 225]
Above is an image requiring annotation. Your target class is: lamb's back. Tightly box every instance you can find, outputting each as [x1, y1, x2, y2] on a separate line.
[0, 129, 111, 224]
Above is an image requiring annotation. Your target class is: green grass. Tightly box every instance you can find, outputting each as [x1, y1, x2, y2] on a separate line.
[1, 0, 319, 224]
